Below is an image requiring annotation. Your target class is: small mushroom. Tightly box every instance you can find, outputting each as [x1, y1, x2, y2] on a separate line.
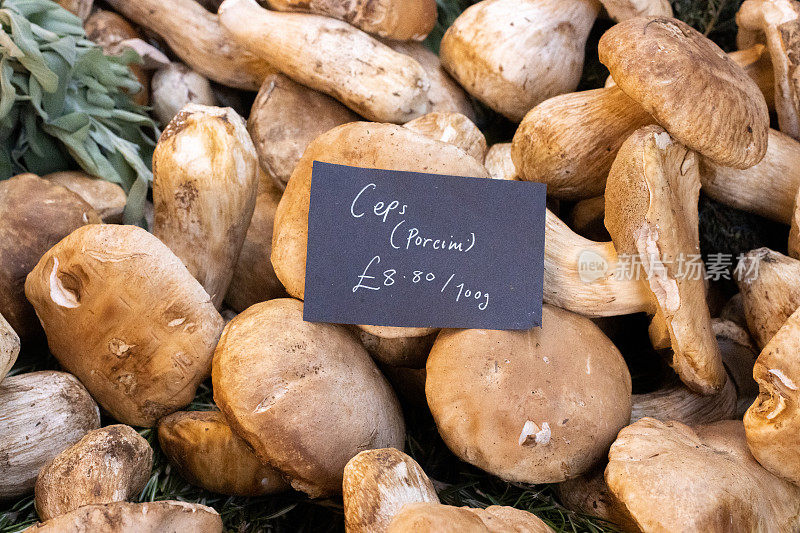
[153, 104, 260, 308]
[737, 0, 800, 139]
[34, 425, 153, 521]
[105, 0, 276, 90]
[569, 196, 609, 242]
[745, 305, 800, 485]
[387, 503, 553, 533]
[151, 63, 217, 128]
[736, 247, 800, 348]
[0, 174, 100, 340]
[24, 225, 225, 427]
[57, 0, 92, 20]
[605, 418, 800, 531]
[261, 0, 437, 41]
[44, 171, 127, 224]
[247, 73, 359, 191]
[382, 41, 475, 120]
[440, 0, 601, 122]
[0, 313, 19, 383]
[218, 0, 430, 123]
[0, 371, 101, 499]
[224, 187, 288, 313]
[403, 113, 487, 162]
[357, 329, 436, 368]
[605, 126, 725, 395]
[157, 411, 288, 496]
[426, 304, 631, 484]
[343, 448, 439, 533]
[483, 144, 517, 181]
[212, 298, 405, 497]
[599, 17, 769, 169]
[24, 501, 223, 532]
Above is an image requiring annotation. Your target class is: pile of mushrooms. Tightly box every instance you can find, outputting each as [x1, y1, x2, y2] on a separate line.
[6, 0, 800, 531]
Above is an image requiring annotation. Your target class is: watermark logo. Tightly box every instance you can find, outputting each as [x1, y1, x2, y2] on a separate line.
[577, 250, 609, 283]
[577, 251, 761, 283]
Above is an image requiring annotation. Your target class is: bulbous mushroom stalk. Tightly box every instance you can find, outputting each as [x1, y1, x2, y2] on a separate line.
[484, 144, 517, 180]
[439, 0, 601, 122]
[605, 126, 726, 395]
[153, 105, 260, 309]
[0, 313, 19, 383]
[151, 64, 217, 128]
[343, 448, 439, 533]
[261, 0, 437, 41]
[599, 0, 672, 20]
[737, 0, 800, 140]
[218, 0, 430, 123]
[605, 418, 800, 531]
[104, 0, 275, 91]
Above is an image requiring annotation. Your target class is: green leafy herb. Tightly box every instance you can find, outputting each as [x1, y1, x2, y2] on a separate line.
[0, 0, 157, 224]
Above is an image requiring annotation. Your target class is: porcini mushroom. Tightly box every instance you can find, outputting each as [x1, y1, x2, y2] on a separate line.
[0, 371, 100, 499]
[605, 125, 726, 395]
[605, 418, 800, 531]
[601, 0, 672, 20]
[569, 196, 609, 241]
[44, 171, 127, 224]
[157, 411, 288, 496]
[152, 104, 259, 308]
[56, 0, 91, 20]
[218, 0, 430, 123]
[736, 247, 800, 348]
[151, 64, 217, 128]
[343, 448, 439, 533]
[387, 503, 554, 533]
[24, 501, 223, 532]
[599, 17, 769, 169]
[745, 305, 800, 485]
[224, 187, 288, 313]
[426, 304, 632, 484]
[714, 318, 760, 416]
[356, 329, 437, 368]
[34, 425, 153, 521]
[0, 313, 19, 383]
[483, 144, 517, 181]
[260, 0, 437, 41]
[631, 374, 737, 426]
[212, 298, 405, 497]
[24, 224, 225, 427]
[104, 0, 275, 90]
[439, 0, 601, 122]
[247, 73, 359, 191]
[403, 113, 487, 162]
[0, 174, 100, 340]
[556, 467, 639, 532]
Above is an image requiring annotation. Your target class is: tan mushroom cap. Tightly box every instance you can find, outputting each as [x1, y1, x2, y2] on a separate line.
[212, 298, 405, 498]
[606, 418, 800, 531]
[599, 17, 770, 169]
[483, 144, 517, 181]
[343, 448, 439, 533]
[24, 500, 223, 532]
[403, 112, 487, 162]
[745, 305, 800, 485]
[599, 0, 672, 21]
[426, 304, 631, 484]
[158, 410, 288, 497]
[387, 503, 554, 533]
[605, 125, 726, 395]
[43, 171, 127, 224]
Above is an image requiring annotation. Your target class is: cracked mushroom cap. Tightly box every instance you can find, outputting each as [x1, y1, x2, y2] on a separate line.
[745, 305, 800, 485]
[606, 418, 800, 531]
[24, 500, 222, 532]
[599, 17, 770, 169]
[605, 125, 726, 395]
[426, 304, 631, 484]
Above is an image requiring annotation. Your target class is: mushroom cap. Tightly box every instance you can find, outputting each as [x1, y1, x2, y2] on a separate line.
[606, 418, 800, 531]
[599, 17, 770, 169]
[43, 171, 127, 224]
[158, 410, 288, 497]
[24, 500, 223, 532]
[426, 304, 631, 484]
[403, 112, 487, 162]
[466, 506, 554, 532]
[343, 448, 439, 533]
[745, 305, 800, 485]
[599, 0, 673, 21]
[34, 425, 153, 521]
[151, 63, 217, 128]
[483, 143, 517, 181]
[212, 298, 405, 497]
[388, 503, 488, 532]
[605, 125, 726, 395]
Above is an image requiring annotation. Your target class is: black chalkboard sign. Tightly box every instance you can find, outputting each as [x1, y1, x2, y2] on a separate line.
[303, 162, 546, 330]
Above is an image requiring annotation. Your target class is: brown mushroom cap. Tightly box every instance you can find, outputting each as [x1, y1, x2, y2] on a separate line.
[43, 171, 127, 224]
[605, 125, 726, 395]
[745, 305, 800, 485]
[606, 418, 800, 531]
[157, 410, 288, 497]
[599, 17, 770, 169]
[357, 328, 436, 368]
[343, 448, 439, 533]
[387, 503, 554, 533]
[24, 224, 225, 427]
[34, 425, 153, 521]
[426, 304, 631, 484]
[212, 298, 405, 497]
[24, 500, 223, 532]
